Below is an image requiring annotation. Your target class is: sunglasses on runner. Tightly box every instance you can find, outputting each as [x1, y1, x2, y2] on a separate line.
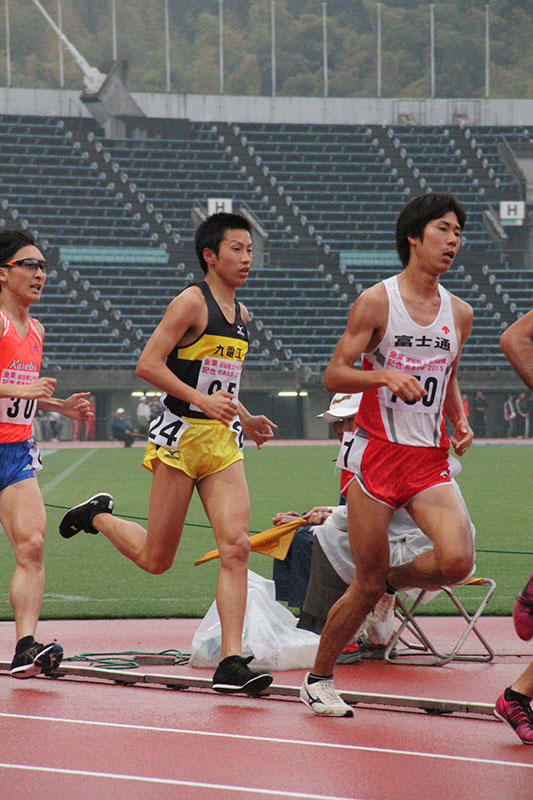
[2, 258, 48, 272]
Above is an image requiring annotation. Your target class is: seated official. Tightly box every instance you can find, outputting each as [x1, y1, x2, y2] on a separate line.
[111, 407, 137, 447]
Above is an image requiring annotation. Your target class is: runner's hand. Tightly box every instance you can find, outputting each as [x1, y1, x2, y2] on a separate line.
[18, 377, 57, 399]
[62, 392, 94, 420]
[383, 370, 426, 403]
[199, 390, 238, 425]
[450, 418, 474, 456]
[242, 414, 277, 449]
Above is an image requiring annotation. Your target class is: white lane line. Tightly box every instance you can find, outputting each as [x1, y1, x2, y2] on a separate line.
[40, 449, 97, 497]
[1, 712, 531, 770]
[0, 763, 362, 799]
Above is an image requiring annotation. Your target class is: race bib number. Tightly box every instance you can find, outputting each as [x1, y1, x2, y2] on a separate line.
[336, 430, 366, 475]
[190, 356, 243, 413]
[336, 431, 356, 471]
[378, 353, 448, 414]
[149, 409, 190, 449]
[230, 417, 244, 451]
[0, 369, 38, 425]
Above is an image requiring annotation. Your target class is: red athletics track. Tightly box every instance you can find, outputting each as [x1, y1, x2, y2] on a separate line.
[1, 617, 532, 800]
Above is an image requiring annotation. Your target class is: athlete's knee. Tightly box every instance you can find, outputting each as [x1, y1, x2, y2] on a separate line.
[437, 549, 474, 586]
[13, 530, 45, 567]
[218, 531, 251, 566]
[139, 550, 175, 574]
[351, 572, 386, 611]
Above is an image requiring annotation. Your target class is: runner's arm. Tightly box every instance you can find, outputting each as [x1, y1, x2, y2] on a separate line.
[445, 297, 474, 455]
[0, 377, 56, 400]
[324, 286, 426, 402]
[38, 392, 94, 420]
[500, 309, 533, 391]
[238, 400, 277, 448]
[136, 288, 237, 424]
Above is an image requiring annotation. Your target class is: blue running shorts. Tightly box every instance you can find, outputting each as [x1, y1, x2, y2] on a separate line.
[0, 440, 42, 491]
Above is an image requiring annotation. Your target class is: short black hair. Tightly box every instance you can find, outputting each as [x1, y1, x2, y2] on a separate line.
[194, 212, 251, 274]
[0, 228, 36, 264]
[395, 193, 466, 266]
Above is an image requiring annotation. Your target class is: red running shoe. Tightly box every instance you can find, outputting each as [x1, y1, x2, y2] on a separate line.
[513, 572, 533, 641]
[494, 690, 533, 744]
[336, 640, 361, 664]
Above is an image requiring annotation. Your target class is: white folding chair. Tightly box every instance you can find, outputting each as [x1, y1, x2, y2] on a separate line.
[384, 577, 496, 666]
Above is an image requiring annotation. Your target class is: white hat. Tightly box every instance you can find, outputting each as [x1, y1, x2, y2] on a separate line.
[317, 393, 362, 422]
[116, 407, 125, 414]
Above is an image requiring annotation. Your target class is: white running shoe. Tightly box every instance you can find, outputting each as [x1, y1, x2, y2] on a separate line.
[300, 674, 354, 717]
[365, 592, 396, 646]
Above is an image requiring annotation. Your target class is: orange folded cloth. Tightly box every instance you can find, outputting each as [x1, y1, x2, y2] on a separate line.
[194, 517, 305, 565]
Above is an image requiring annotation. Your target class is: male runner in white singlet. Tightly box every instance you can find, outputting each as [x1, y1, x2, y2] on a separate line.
[301, 193, 475, 716]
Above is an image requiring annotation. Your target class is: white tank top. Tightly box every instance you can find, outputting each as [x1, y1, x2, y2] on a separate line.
[355, 275, 458, 448]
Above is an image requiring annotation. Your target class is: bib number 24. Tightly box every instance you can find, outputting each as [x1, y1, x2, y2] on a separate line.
[149, 412, 186, 448]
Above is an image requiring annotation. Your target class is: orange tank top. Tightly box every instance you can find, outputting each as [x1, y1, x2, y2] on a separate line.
[0, 310, 43, 442]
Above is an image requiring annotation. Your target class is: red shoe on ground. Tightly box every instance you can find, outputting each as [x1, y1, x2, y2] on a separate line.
[494, 689, 533, 744]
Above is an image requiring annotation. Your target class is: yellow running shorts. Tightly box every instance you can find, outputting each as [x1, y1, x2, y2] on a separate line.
[142, 418, 243, 481]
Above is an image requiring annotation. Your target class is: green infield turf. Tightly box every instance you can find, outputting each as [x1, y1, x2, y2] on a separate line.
[0, 443, 531, 620]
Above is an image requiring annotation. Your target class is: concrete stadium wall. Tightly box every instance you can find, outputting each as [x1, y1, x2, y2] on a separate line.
[0, 88, 531, 128]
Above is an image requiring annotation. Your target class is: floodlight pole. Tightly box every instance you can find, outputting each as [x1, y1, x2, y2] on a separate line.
[271, 0, 276, 97]
[29, 0, 106, 93]
[4, 0, 11, 88]
[485, 4, 490, 98]
[57, 0, 64, 88]
[218, 0, 224, 95]
[111, 0, 118, 60]
[164, 0, 171, 92]
[322, 2, 328, 98]
[376, 2, 382, 98]
[430, 4, 435, 98]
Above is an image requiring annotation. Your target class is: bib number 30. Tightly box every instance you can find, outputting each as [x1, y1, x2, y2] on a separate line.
[0, 397, 37, 425]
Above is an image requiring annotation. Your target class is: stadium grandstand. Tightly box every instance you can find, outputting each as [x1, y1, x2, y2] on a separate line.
[0, 35, 531, 438]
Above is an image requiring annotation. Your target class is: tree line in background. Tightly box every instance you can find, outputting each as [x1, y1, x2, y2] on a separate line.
[1, 0, 531, 99]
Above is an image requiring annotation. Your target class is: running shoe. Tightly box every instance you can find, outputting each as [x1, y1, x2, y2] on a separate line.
[357, 635, 392, 660]
[59, 493, 114, 538]
[365, 592, 396, 646]
[513, 572, 533, 641]
[212, 655, 272, 696]
[10, 640, 64, 679]
[336, 640, 361, 664]
[494, 689, 533, 744]
[300, 673, 354, 717]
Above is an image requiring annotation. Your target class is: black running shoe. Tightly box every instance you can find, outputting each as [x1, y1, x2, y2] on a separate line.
[212, 655, 272, 696]
[59, 493, 114, 538]
[10, 640, 64, 679]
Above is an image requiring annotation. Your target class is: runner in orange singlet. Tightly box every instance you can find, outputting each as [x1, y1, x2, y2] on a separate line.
[0, 229, 93, 678]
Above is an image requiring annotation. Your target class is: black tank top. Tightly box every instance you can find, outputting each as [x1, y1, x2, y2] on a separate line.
[164, 281, 248, 419]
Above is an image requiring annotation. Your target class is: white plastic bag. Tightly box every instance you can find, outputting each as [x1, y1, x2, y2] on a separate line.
[189, 570, 320, 671]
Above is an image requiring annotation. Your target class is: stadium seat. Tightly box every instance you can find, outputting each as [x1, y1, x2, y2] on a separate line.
[0, 113, 528, 371]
